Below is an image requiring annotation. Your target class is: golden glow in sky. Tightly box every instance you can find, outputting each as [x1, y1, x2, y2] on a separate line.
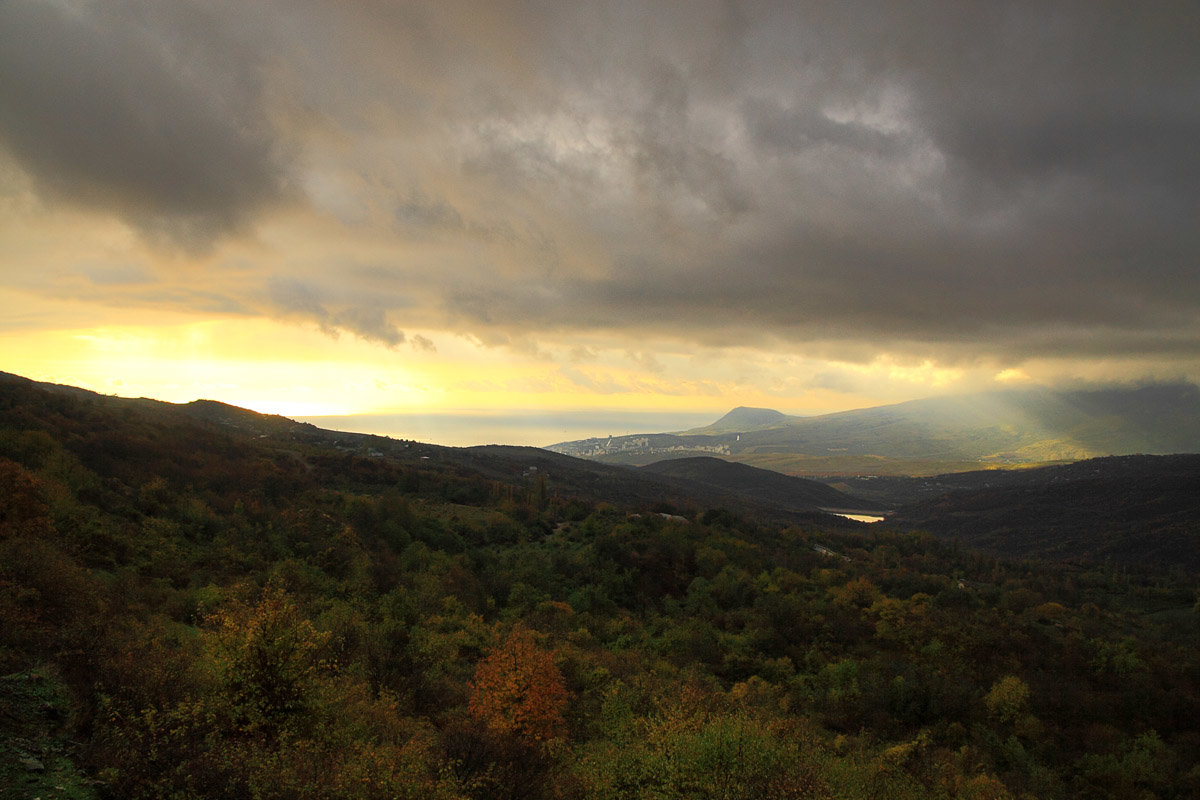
[2, 1, 1197, 445]
[5, 296, 1160, 445]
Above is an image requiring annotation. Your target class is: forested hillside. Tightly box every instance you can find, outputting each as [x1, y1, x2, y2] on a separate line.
[2, 374, 1199, 799]
[640, 456, 883, 513]
[881, 455, 1200, 570]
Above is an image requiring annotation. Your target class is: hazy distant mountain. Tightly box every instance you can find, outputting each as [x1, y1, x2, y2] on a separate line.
[688, 406, 794, 433]
[547, 383, 1200, 476]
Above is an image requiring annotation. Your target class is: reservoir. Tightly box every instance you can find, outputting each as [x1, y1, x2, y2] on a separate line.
[827, 512, 886, 523]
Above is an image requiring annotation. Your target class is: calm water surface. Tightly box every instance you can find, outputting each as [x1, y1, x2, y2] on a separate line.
[297, 410, 722, 448]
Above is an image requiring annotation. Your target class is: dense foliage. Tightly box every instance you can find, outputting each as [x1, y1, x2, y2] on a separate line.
[2, 377, 1199, 799]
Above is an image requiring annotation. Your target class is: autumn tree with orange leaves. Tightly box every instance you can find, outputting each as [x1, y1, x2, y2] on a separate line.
[468, 625, 569, 745]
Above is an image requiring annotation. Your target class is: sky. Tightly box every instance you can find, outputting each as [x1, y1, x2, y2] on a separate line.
[1, 0, 1198, 445]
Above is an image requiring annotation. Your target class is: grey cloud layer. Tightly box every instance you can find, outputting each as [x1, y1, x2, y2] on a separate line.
[0, 0, 287, 245]
[2, 0, 1197, 362]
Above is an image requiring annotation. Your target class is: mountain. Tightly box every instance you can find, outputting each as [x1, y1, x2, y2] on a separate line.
[548, 383, 1200, 476]
[0, 372, 866, 525]
[885, 454, 1200, 570]
[687, 406, 794, 433]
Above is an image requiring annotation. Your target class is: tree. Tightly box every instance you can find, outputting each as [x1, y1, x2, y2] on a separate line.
[468, 625, 569, 745]
[204, 583, 330, 737]
[984, 675, 1030, 725]
[0, 458, 52, 541]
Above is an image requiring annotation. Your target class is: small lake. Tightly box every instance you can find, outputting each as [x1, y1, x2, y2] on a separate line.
[827, 512, 886, 523]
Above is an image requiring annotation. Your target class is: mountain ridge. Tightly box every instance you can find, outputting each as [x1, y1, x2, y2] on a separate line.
[0, 371, 871, 524]
[548, 383, 1200, 475]
[885, 453, 1200, 570]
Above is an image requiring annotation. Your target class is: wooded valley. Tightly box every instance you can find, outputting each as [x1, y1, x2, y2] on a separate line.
[2, 374, 1198, 799]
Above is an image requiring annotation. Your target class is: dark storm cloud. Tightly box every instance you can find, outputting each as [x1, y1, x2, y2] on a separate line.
[5, 0, 1198, 365]
[268, 277, 405, 348]
[0, 0, 287, 247]
[428, 0, 1200, 360]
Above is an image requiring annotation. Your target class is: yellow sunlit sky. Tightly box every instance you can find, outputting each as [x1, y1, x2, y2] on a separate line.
[0, 310, 975, 419]
[2, 2, 1198, 445]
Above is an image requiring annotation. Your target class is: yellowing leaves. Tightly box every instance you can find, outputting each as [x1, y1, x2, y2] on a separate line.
[468, 625, 570, 745]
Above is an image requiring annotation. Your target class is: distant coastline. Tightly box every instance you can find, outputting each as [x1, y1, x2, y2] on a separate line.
[295, 409, 721, 448]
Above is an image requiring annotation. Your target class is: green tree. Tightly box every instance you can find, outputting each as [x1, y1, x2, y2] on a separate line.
[984, 675, 1030, 725]
[204, 583, 331, 737]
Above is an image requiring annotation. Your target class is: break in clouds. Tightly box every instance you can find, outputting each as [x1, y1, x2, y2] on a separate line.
[1, 0, 1198, 363]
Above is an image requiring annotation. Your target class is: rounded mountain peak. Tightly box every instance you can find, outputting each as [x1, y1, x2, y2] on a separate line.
[712, 406, 789, 430]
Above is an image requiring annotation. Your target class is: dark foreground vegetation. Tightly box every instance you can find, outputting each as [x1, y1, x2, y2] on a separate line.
[2, 374, 1199, 799]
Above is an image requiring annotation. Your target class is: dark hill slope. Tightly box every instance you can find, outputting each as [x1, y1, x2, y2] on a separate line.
[887, 454, 1200, 570]
[0, 372, 840, 526]
[640, 456, 882, 513]
[453, 445, 833, 523]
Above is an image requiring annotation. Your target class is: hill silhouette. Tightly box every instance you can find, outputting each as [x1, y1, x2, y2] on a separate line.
[885, 454, 1200, 570]
[640, 456, 881, 513]
[0, 372, 859, 525]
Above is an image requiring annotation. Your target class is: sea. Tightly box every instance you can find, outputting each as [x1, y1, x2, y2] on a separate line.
[295, 410, 721, 449]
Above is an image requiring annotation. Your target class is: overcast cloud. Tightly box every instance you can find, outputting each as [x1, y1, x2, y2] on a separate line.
[1, 0, 1198, 370]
